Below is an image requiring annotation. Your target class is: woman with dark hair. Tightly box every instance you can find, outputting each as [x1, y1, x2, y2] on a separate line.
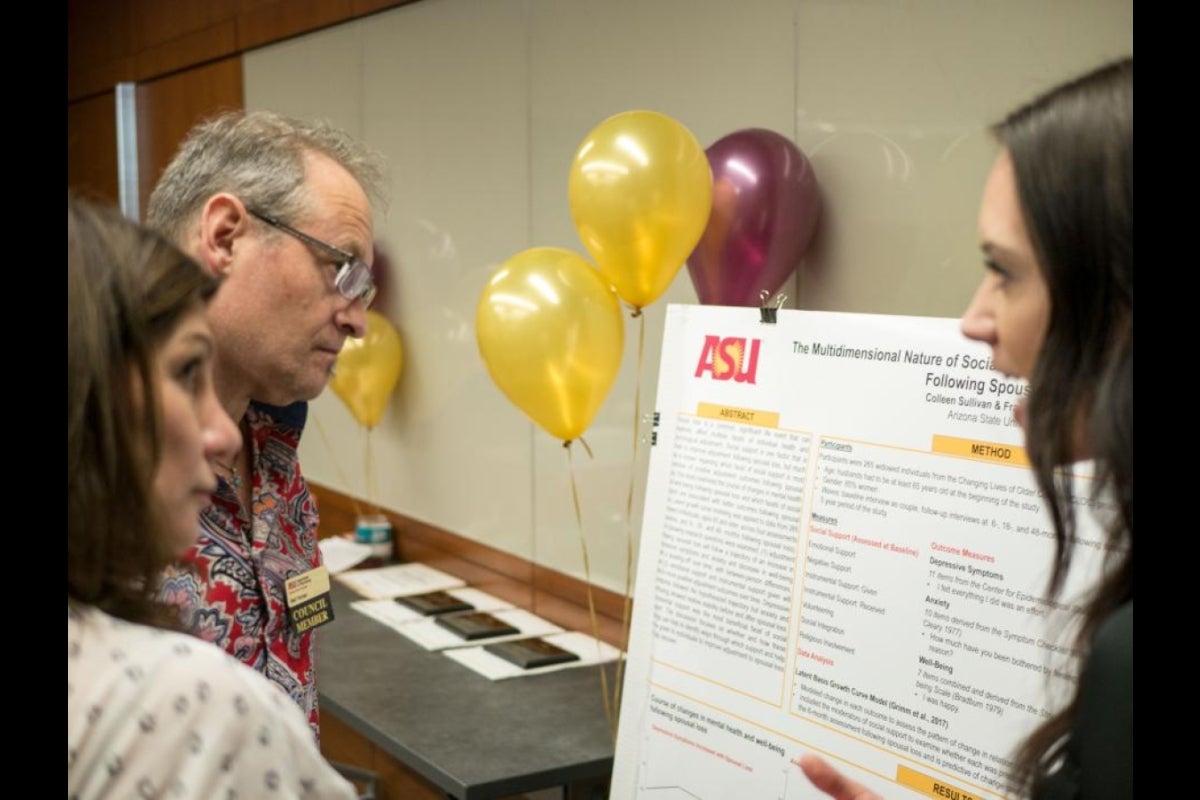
[67, 198, 356, 799]
[801, 57, 1132, 799]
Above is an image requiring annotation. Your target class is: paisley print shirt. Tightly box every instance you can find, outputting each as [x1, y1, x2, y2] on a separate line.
[161, 402, 323, 736]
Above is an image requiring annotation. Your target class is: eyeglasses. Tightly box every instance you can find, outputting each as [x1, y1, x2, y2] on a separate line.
[247, 209, 376, 308]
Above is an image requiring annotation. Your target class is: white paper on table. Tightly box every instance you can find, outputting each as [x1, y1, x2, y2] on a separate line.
[398, 608, 563, 651]
[350, 588, 515, 631]
[444, 631, 622, 681]
[318, 537, 373, 574]
[334, 562, 465, 599]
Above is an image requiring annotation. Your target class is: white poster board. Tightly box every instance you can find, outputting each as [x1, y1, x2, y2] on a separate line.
[612, 306, 1108, 800]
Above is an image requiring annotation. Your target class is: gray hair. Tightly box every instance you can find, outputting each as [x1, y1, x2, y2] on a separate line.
[146, 110, 388, 244]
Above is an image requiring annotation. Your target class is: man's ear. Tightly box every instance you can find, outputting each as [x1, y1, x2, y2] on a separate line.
[197, 193, 249, 277]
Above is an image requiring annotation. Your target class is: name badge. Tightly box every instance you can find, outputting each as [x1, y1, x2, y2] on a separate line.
[285, 565, 335, 633]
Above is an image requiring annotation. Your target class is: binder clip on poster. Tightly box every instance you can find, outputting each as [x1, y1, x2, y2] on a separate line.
[759, 290, 787, 324]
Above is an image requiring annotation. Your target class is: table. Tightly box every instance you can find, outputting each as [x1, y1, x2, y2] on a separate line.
[317, 582, 616, 799]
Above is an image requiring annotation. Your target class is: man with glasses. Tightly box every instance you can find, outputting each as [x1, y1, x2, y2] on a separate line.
[147, 110, 387, 738]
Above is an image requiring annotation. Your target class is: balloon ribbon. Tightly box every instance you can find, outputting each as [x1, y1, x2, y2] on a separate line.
[311, 412, 363, 518]
[613, 307, 644, 735]
[364, 427, 380, 514]
[565, 437, 616, 740]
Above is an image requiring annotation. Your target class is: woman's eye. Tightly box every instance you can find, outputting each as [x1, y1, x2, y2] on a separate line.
[175, 357, 204, 393]
[984, 259, 1012, 287]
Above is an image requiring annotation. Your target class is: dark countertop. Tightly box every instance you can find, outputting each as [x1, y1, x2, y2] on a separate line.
[317, 581, 616, 799]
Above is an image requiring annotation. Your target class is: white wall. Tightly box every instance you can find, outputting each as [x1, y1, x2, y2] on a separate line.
[244, 0, 1132, 592]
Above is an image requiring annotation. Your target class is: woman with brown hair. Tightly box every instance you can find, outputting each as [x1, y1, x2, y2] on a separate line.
[67, 198, 356, 799]
[802, 57, 1132, 799]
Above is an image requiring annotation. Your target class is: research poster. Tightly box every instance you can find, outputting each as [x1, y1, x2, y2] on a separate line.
[612, 306, 1110, 800]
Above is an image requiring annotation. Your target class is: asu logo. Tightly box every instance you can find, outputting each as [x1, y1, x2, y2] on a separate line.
[694, 336, 762, 383]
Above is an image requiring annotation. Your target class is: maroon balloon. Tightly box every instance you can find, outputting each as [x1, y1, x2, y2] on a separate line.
[686, 129, 819, 306]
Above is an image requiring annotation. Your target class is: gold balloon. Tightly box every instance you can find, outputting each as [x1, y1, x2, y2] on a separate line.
[568, 110, 713, 310]
[476, 247, 624, 442]
[330, 310, 404, 429]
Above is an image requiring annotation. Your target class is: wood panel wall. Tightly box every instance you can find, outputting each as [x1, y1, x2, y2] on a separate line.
[66, 91, 119, 206]
[67, 0, 419, 102]
[134, 57, 245, 219]
[67, 0, 419, 205]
